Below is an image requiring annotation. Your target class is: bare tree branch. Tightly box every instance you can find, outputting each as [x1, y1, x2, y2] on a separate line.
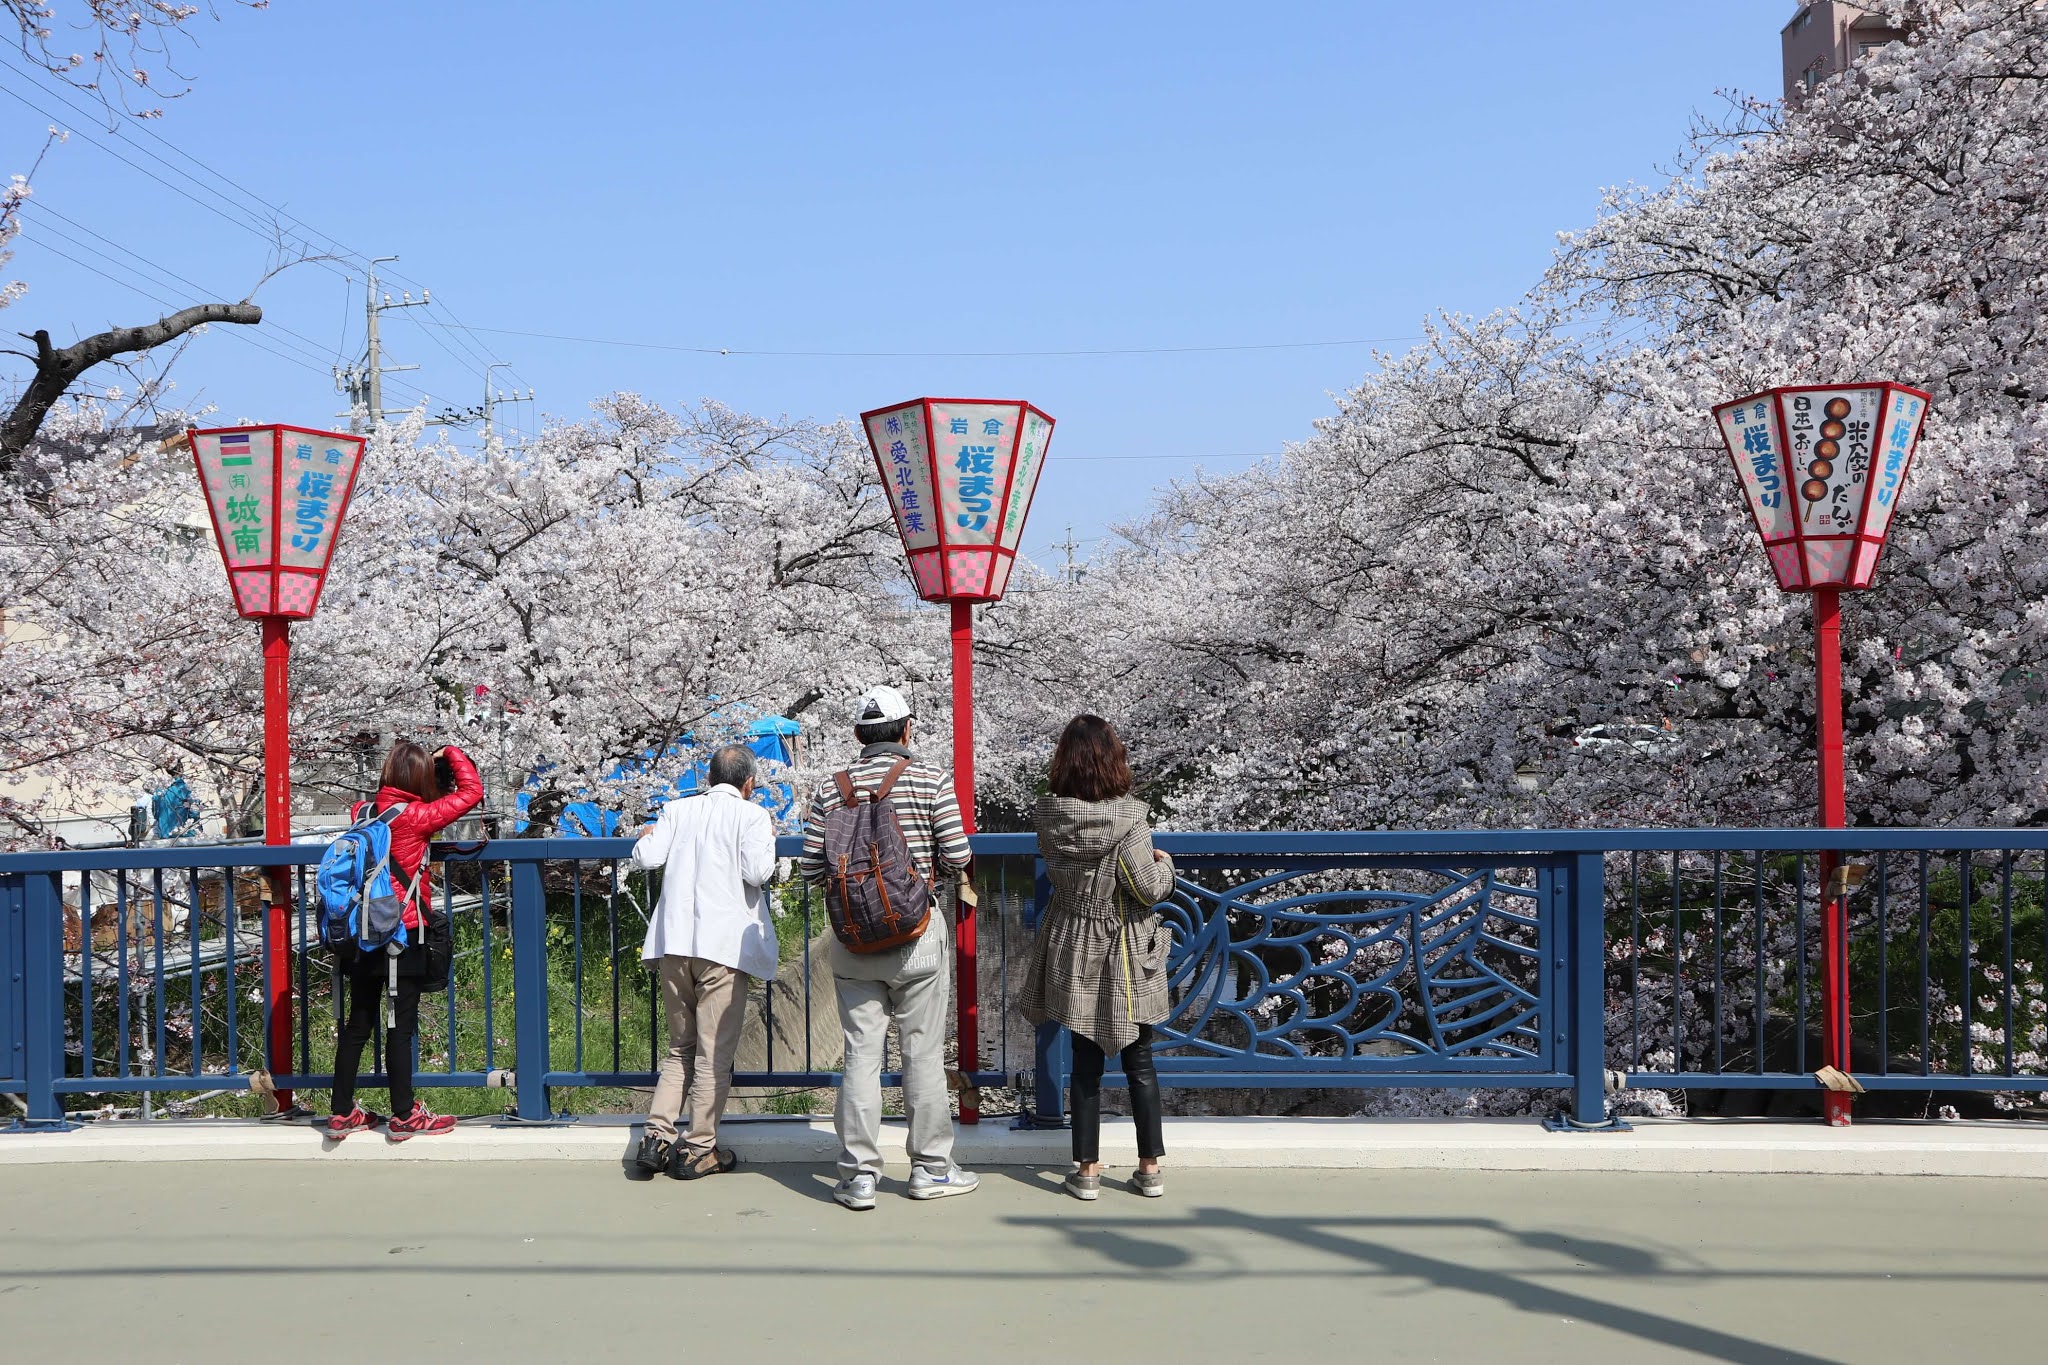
[0, 299, 258, 473]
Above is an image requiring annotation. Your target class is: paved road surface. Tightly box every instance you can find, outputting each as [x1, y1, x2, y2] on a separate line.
[3, 1162, 2043, 1362]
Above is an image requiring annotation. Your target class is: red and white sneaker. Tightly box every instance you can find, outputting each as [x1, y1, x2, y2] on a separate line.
[386, 1101, 457, 1141]
[325, 1106, 380, 1140]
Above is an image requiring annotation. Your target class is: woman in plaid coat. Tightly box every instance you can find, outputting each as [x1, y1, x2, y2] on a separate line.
[1020, 714, 1176, 1201]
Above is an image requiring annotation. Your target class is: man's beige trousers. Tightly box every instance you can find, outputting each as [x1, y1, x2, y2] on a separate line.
[646, 956, 747, 1156]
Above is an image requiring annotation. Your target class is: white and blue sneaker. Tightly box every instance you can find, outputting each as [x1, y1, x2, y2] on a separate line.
[907, 1164, 980, 1200]
[833, 1172, 878, 1211]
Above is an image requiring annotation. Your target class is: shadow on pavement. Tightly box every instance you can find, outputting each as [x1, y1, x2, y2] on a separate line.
[751, 1166, 845, 1207]
[1003, 1206, 1828, 1365]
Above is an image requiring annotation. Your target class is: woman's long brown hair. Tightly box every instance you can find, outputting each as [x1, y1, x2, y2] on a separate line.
[1048, 714, 1133, 803]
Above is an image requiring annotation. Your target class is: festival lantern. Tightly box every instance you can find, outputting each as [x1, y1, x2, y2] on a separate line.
[1712, 383, 1932, 1126]
[190, 424, 369, 1112]
[859, 398, 1055, 1121]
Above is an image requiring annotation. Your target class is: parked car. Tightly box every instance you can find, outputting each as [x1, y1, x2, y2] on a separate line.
[1571, 723, 1680, 757]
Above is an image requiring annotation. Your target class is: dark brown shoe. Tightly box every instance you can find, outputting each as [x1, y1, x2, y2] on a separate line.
[667, 1145, 739, 1180]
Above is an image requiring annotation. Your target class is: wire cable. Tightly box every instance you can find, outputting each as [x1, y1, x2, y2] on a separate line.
[0, 58, 523, 393]
[409, 320, 1432, 359]
[25, 206, 366, 373]
[0, 80, 354, 282]
[21, 236, 345, 384]
[18, 222, 433, 404]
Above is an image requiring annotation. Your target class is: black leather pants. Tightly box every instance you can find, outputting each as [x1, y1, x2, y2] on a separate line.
[1070, 1024, 1165, 1163]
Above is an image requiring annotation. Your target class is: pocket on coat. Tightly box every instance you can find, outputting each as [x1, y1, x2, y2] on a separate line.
[1140, 918, 1174, 972]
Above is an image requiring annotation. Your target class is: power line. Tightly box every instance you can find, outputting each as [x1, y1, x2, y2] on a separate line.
[395, 303, 490, 383]
[0, 80, 353, 281]
[1055, 450, 1276, 463]
[17, 216, 432, 404]
[409, 320, 1433, 359]
[26, 219, 324, 368]
[19, 236, 353, 387]
[0, 51, 355, 261]
[23, 204, 373, 375]
[0, 56, 525, 396]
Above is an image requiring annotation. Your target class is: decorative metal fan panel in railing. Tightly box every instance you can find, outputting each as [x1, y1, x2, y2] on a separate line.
[1146, 862, 1556, 1081]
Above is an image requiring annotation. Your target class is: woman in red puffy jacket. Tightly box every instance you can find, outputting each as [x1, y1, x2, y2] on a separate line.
[326, 739, 483, 1141]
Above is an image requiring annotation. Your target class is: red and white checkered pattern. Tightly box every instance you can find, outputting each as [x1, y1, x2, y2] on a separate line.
[231, 570, 273, 615]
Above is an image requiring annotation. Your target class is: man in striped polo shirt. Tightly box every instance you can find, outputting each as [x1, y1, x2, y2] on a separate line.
[799, 684, 976, 1210]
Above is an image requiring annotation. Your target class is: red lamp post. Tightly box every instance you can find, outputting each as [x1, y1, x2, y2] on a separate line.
[860, 398, 1055, 1122]
[1713, 382, 1931, 1126]
[190, 424, 369, 1110]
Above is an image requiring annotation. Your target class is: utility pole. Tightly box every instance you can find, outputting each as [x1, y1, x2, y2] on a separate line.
[479, 362, 534, 443]
[1055, 526, 1085, 584]
[333, 256, 427, 432]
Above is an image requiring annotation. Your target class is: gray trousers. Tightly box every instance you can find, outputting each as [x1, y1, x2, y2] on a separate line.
[831, 910, 953, 1177]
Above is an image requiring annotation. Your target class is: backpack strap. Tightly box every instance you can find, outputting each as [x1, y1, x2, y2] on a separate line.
[832, 770, 857, 806]
[870, 758, 913, 803]
[371, 802, 431, 919]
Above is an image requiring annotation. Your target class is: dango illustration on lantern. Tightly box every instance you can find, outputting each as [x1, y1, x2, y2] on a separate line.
[1713, 383, 1931, 591]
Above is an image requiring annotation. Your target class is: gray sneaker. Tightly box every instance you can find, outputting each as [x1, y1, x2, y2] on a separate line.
[907, 1164, 980, 1200]
[833, 1172, 878, 1211]
[1130, 1168, 1165, 1198]
[1064, 1169, 1101, 1201]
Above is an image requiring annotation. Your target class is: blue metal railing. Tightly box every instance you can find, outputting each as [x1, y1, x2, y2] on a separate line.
[5, 829, 2047, 1129]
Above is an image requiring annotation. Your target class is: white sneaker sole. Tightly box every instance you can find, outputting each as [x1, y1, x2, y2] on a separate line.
[908, 1181, 978, 1200]
[833, 1191, 877, 1211]
[1064, 1181, 1101, 1201]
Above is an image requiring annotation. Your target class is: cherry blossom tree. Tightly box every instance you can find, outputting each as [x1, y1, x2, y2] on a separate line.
[969, 0, 2048, 1111]
[0, 398, 941, 843]
[981, 0, 2048, 843]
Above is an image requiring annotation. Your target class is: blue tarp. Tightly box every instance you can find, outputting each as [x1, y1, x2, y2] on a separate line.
[152, 778, 201, 840]
[515, 715, 802, 836]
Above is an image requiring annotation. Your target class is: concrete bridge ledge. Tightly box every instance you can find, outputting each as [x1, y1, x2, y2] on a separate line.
[4, 1114, 2047, 1177]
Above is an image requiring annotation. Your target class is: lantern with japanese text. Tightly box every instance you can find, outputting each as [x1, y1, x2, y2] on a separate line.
[858, 397, 1055, 1123]
[1711, 381, 1932, 1128]
[1713, 383, 1931, 592]
[190, 424, 367, 618]
[188, 423, 367, 1116]
[860, 398, 1054, 603]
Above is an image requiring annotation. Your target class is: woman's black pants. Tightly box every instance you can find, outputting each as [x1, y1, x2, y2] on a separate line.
[1070, 1025, 1165, 1164]
[331, 962, 422, 1117]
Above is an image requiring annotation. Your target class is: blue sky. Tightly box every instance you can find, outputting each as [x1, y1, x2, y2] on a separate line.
[5, 2, 1786, 566]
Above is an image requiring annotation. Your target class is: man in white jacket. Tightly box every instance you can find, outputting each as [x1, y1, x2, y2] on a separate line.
[627, 744, 781, 1180]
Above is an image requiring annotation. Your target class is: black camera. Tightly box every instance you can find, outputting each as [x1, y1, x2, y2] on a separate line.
[434, 753, 455, 795]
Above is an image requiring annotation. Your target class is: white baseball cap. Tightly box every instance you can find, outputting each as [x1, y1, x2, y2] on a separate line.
[853, 685, 913, 725]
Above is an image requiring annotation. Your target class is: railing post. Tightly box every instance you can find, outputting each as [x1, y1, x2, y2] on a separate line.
[22, 871, 64, 1123]
[509, 857, 552, 1121]
[1569, 851, 1609, 1126]
[1, 874, 23, 1103]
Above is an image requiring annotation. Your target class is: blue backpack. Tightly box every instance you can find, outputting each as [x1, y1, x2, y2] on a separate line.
[316, 804, 422, 959]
